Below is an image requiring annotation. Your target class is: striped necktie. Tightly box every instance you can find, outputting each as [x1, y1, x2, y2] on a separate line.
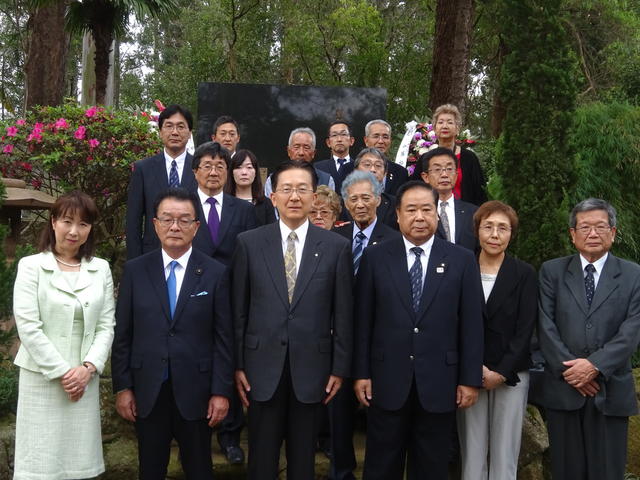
[352, 231, 366, 274]
[409, 247, 423, 312]
[284, 232, 297, 303]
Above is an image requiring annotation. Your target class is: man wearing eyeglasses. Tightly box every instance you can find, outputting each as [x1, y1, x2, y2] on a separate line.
[232, 160, 353, 480]
[420, 147, 478, 252]
[315, 121, 356, 195]
[113, 187, 234, 479]
[363, 119, 408, 196]
[190, 140, 257, 464]
[126, 105, 198, 259]
[538, 198, 640, 480]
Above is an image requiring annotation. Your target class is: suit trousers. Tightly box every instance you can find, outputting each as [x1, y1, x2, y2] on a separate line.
[457, 372, 530, 480]
[134, 380, 213, 480]
[363, 380, 455, 480]
[216, 388, 244, 449]
[247, 357, 321, 480]
[545, 397, 628, 480]
[328, 377, 358, 480]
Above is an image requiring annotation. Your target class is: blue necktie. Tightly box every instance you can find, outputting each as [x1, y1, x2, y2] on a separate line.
[585, 264, 595, 306]
[167, 260, 178, 318]
[409, 247, 423, 312]
[352, 231, 366, 274]
[169, 160, 179, 187]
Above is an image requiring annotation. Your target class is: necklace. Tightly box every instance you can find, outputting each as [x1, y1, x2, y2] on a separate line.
[55, 256, 81, 268]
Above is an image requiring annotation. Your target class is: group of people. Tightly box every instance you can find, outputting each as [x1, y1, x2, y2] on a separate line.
[10, 102, 640, 480]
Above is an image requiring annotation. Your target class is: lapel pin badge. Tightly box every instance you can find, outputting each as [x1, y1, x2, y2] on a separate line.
[195, 267, 203, 275]
[314, 253, 319, 257]
[436, 263, 446, 274]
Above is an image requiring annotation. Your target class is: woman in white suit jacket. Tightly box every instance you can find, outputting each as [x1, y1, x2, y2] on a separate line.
[13, 191, 115, 480]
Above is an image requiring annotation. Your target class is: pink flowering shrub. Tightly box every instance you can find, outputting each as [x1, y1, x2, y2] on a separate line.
[0, 103, 161, 261]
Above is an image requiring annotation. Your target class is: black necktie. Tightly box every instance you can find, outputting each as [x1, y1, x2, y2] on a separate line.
[409, 247, 423, 312]
[585, 264, 596, 306]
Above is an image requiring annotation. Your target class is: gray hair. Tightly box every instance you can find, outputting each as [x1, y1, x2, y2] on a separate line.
[569, 198, 617, 228]
[354, 147, 388, 173]
[364, 119, 391, 137]
[288, 127, 316, 149]
[341, 170, 383, 200]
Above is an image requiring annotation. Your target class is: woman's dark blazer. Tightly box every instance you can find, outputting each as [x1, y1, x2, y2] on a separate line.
[459, 148, 487, 207]
[253, 198, 277, 226]
[483, 254, 538, 385]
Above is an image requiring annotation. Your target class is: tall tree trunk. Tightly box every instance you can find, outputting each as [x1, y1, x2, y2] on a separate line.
[92, 23, 114, 105]
[24, 1, 69, 110]
[429, 0, 475, 120]
[490, 39, 508, 138]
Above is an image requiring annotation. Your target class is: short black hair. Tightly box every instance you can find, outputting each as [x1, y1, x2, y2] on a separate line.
[158, 105, 193, 131]
[212, 115, 239, 136]
[395, 180, 438, 208]
[420, 147, 458, 172]
[271, 160, 318, 192]
[153, 187, 200, 221]
[192, 141, 231, 170]
[327, 120, 353, 138]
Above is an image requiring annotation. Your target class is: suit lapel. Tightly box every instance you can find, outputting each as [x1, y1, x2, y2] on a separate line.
[217, 194, 236, 246]
[180, 154, 197, 190]
[291, 226, 322, 309]
[368, 221, 386, 247]
[262, 223, 290, 308]
[417, 238, 447, 322]
[386, 238, 414, 320]
[44, 252, 93, 295]
[152, 153, 169, 188]
[588, 255, 620, 317]
[145, 250, 172, 323]
[486, 255, 518, 318]
[565, 255, 589, 316]
[171, 252, 202, 327]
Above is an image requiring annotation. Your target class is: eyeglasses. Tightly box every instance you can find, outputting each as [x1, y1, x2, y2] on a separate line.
[310, 209, 334, 218]
[369, 134, 390, 141]
[573, 225, 612, 235]
[480, 224, 512, 236]
[275, 186, 313, 196]
[161, 123, 188, 132]
[428, 166, 456, 175]
[156, 217, 197, 228]
[329, 131, 351, 139]
[198, 163, 227, 173]
[359, 161, 385, 170]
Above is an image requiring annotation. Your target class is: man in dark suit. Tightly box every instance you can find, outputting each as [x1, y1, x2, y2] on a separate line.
[363, 119, 408, 196]
[190, 140, 256, 463]
[538, 198, 640, 480]
[420, 147, 478, 252]
[328, 170, 399, 480]
[263, 127, 335, 197]
[232, 160, 353, 480]
[315, 121, 356, 195]
[126, 104, 197, 259]
[352, 147, 398, 229]
[112, 188, 234, 479]
[353, 181, 484, 479]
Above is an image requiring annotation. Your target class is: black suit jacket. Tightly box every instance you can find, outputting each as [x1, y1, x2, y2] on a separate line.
[332, 220, 400, 252]
[483, 255, 537, 385]
[314, 158, 355, 195]
[354, 237, 484, 412]
[111, 248, 234, 420]
[384, 161, 409, 196]
[253, 198, 277, 226]
[436, 198, 478, 252]
[231, 222, 353, 404]
[126, 153, 197, 259]
[459, 149, 487, 206]
[192, 193, 258, 266]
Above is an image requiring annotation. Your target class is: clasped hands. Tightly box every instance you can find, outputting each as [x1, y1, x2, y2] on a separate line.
[562, 358, 600, 397]
[235, 370, 342, 407]
[61, 363, 95, 402]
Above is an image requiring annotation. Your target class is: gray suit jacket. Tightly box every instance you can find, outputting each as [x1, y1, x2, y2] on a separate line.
[231, 222, 353, 403]
[537, 253, 640, 416]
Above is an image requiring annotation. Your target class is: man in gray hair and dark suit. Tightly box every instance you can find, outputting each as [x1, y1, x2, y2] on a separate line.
[537, 198, 640, 480]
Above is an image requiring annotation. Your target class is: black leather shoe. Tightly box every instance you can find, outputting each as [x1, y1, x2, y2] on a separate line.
[223, 445, 245, 465]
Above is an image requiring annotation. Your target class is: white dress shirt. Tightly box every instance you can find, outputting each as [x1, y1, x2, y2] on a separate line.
[164, 148, 187, 182]
[352, 218, 378, 250]
[161, 247, 192, 302]
[279, 220, 310, 275]
[402, 235, 434, 286]
[580, 252, 608, 289]
[197, 188, 224, 223]
[438, 196, 456, 243]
